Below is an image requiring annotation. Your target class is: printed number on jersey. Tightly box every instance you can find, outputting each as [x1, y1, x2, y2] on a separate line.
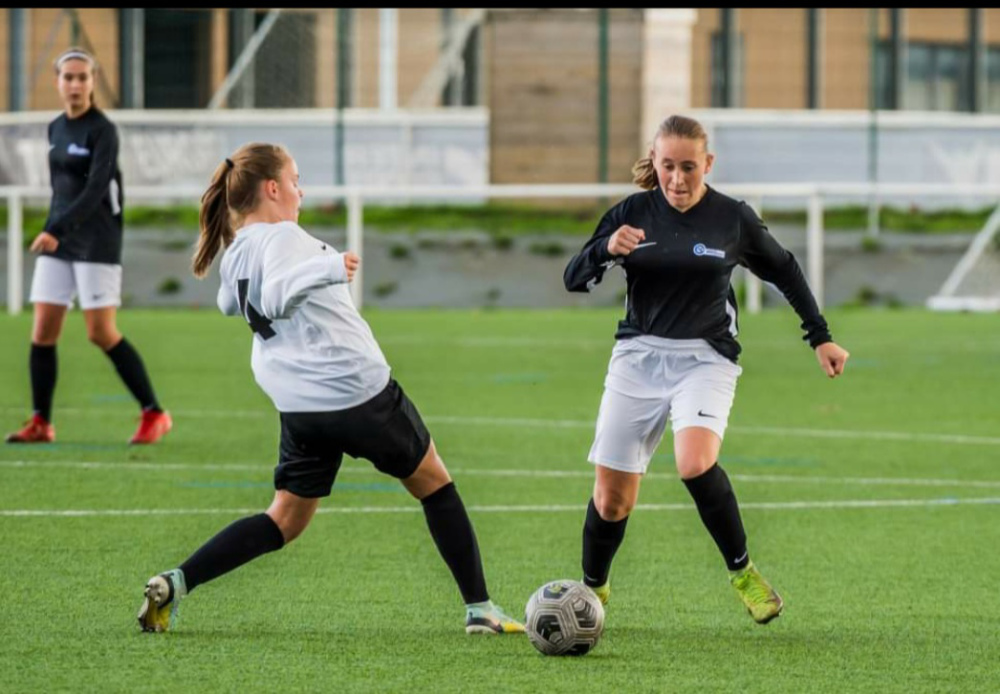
[237, 279, 276, 339]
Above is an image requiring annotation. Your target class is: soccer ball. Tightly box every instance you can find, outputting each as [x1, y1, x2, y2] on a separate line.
[524, 579, 605, 656]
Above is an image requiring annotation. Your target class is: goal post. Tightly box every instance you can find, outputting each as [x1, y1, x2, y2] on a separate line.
[927, 202, 1000, 312]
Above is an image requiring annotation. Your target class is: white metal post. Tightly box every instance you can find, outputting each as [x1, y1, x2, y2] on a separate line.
[7, 192, 23, 315]
[807, 190, 824, 310]
[744, 196, 763, 314]
[347, 193, 363, 310]
[379, 8, 398, 110]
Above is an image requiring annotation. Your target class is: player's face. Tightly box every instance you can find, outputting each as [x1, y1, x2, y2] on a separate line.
[275, 156, 304, 222]
[652, 135, 714, 212]
[56, 60, 94, 113]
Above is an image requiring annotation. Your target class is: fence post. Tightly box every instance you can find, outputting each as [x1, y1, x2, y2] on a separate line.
[7, 192, 23, 315]
[807, 189, 824, 310]
[347, 192, 363, 310]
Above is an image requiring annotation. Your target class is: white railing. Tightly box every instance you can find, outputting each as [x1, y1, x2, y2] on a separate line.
[4, 182, 1000, 315]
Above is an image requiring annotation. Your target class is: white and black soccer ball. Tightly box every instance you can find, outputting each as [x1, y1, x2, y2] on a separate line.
[525, 579, 605, 656]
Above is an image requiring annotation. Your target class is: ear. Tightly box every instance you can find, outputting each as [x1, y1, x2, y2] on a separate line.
[704, 153, 715, 175]
[266, 178, 280, 200]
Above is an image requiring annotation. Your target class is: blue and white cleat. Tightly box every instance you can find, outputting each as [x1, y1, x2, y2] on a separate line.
[465, 601, 526, 634]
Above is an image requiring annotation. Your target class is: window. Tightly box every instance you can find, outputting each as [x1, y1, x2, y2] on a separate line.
[987, 49, 1000, 113]
[877, 40, 969, 111]
[253, 12, 317, 108]
[144, 9, 212, 108]
[710, 32, 744, 107]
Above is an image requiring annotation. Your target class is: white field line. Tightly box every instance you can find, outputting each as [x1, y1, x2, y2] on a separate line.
[2, 408, 999, 447]
[3, 496, 1000, 517]
[5, 459, 1000, 491]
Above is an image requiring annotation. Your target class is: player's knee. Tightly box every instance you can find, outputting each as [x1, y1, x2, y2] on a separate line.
[675, 453, 716, 480]
[87, 328, 119, 350]
[593, 492, 634, 522]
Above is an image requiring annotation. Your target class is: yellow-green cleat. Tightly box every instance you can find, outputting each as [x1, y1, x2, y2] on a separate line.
[137, 569, 186, 633]
[730, 561, 783, 624]
[589, 581, 610, 606]
[465, 601, 526, 634]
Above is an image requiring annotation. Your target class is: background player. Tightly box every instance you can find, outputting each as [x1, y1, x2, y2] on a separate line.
[5, 47, 171, 446]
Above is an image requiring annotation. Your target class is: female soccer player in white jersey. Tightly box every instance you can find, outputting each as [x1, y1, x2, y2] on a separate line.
[137, 142, 523, 636]
[5, 48, 171, 445]
[564, 115, 850, 624]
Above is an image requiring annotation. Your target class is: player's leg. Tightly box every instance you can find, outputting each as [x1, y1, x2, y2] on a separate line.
[399, 439, 524, 634]
[78, 263, 170, 444]
[139, 412, 336, 632]
[346, 378, 521, 633]
[584, 466, 642, 605]
[671, 353, 782, 624]
[138, 491, 309, 633]
[6, 256, 73, 443]
[582, 340, 671, 605]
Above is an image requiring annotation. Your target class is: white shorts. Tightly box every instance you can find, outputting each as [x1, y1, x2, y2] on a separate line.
[588, 336, 742, 475]
[29, 256, 122, 310]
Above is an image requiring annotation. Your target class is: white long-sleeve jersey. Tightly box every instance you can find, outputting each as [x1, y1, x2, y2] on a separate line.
[217, 221, 390, 412]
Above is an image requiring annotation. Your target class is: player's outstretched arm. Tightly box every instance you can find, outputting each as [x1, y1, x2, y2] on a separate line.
[260, 249, 358, 320]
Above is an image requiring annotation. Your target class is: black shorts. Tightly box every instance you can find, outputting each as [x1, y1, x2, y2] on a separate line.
[275, 379, 431, 498]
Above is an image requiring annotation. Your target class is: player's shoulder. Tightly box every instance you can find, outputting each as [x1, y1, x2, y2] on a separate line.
[84, 108, 118, 137]
[602, 189, 653, 221]
[703, 185, 745, 212]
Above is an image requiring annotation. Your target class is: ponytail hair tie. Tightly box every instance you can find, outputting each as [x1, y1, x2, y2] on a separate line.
[225, 158, 234, 170]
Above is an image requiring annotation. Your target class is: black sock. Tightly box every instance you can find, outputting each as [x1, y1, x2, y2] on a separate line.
[582, 498, 629, 588]
[683, 463, 749, 571]
[104, 338, 161, 411]
[30, 344, 57, 422]
[420, 482, 489, 604]
[179, 513, 285, 593]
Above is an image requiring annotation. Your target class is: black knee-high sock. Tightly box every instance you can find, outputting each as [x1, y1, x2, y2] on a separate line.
[179, 513, 285, 593]
[683, 463, 749, 571]
[420, 482, 489, 604]
[30, 344, 57, 422]
[582, 498, 629, 588]
[104, 338, 161, 411]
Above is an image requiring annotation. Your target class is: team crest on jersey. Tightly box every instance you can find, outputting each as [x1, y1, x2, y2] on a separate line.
[693, 243, 725, 259]
[67, 143, 91, 156]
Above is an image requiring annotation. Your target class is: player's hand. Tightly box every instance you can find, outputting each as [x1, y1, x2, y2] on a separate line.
[343, 251, 360, 282]
[607, 225, 646, 257]
[815, 341, 849, 378]
[30, 231, 59, 254]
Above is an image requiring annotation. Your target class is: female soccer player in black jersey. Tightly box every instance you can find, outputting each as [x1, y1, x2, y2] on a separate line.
[564, 115, 850, 624]
[137, 143, 523, 636]
[5, 48, 170, 445]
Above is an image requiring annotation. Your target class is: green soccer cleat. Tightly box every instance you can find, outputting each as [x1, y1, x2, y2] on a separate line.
[465, 601, 526, 635]
[730, 561, 783, 625]
[137, 569, 187, 633]
[588, 580, 610, 606]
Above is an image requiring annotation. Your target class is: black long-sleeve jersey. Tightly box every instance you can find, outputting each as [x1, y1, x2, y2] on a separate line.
[564, 186, 831, 362]
[43, 107, 123, 264]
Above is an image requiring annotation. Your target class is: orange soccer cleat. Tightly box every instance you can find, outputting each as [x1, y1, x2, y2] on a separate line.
[5, 414, 55, 444]
[130, 409, 173, 445]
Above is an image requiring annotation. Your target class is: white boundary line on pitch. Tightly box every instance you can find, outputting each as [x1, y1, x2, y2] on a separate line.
[5, 459, 1000, 491]
[2, 407, 999, 446]
[3, 496, 1000, 517]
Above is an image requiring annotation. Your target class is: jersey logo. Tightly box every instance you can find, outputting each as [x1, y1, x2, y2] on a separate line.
[693, 243, 725, 259]
[67, 143, 91, 156]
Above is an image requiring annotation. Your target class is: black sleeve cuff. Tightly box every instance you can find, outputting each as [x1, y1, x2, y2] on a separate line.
[804, 327, 833, 349]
